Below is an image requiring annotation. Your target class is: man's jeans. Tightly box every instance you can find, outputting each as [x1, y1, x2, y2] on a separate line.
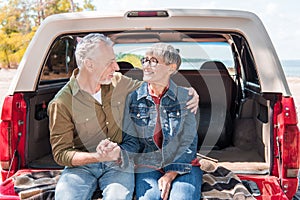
[55, 161, 134, 200]
[135, 166, 202, 200]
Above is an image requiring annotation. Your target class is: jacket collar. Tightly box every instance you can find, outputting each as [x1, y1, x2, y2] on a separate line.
[136, 80, 177, 102]
[69, 68, 81, 96]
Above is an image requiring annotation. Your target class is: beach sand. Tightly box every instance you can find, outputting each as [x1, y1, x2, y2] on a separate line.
[287, 77, 300, 121]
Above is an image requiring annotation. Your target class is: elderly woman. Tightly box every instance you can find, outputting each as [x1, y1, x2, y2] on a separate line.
[122, 43, 202, 200]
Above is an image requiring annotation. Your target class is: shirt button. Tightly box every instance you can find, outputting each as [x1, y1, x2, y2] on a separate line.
[86, 118, 89, 121]
[118, 102, 121, 105]
[164, 124, 168, 127]
[163, 110, 167, 113]
[177, 111, 180, 116]
[102, 106, 105, 109]
[137, 113, 141, 118]
[106, 121, 109, 125]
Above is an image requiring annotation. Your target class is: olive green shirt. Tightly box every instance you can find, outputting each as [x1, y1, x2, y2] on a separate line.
[48, 69, 141, 167]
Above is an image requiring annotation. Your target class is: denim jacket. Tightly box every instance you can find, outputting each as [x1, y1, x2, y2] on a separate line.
[121, 80, 198, 174]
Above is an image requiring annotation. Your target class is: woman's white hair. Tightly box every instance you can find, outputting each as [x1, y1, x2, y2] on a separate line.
[146, 43, 181, 70]
[75, 33, 113, 69]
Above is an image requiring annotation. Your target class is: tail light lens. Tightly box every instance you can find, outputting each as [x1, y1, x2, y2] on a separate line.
[279, 97, 299, 177]
[0, 93, 26, 180]
[126, 10, 169, 18]
[273, 96, 299, 198]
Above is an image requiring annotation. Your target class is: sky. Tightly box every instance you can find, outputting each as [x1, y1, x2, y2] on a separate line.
[89, 0, 300, 60]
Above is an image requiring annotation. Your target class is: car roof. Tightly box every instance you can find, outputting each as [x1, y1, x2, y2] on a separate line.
[9, 9, 291, 96]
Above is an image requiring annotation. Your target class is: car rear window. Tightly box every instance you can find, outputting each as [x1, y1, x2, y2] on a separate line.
[38, 31, 244, 85]
[114, 42, 235, 75]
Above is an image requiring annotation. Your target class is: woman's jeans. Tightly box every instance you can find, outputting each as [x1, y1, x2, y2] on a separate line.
[135, 166, 202, 200]
[55, 161, 134, 200]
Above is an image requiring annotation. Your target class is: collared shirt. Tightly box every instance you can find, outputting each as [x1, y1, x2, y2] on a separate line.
[48, 69, 141, 167]
[148, 83, 169, 149]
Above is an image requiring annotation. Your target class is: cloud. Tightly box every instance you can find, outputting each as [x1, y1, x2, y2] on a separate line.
[265, 3, 278, 15]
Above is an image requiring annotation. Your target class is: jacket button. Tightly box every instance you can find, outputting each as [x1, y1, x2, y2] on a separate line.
[177, 111, 180, 116]
[137, 113, 140, 118]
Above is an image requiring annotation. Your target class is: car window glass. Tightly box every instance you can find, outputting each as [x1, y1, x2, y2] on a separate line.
[40, 36, 77, 84]
[114, 41, 235, 76]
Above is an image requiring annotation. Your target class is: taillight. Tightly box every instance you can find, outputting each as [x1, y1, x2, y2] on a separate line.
[126, 10, 169, 18]
[273, 96, 299, 198]
[279, 97, 299, 177]
[0, 93, 26, 180]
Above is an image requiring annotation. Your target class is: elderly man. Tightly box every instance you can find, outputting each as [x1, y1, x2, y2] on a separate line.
[48, 33, 199, 200]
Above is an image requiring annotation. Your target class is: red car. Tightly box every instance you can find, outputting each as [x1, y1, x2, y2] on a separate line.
[0, 9, 299, 199]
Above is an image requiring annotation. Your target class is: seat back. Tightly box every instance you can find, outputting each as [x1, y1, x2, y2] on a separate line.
[198, 61, 237, 149]
[200, 61, 236, 115]
[118, 61, 143, 80]
[118, 61, 237, 150]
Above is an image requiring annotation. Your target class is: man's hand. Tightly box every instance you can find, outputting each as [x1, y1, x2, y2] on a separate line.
[71, 139, 120, 166]
[186, 87, 199, 114]
[158, 171, 178, 200]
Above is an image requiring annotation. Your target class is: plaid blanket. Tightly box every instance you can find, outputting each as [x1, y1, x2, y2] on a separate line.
[13, 171, 61, 200]
[13, 161, 255, 200]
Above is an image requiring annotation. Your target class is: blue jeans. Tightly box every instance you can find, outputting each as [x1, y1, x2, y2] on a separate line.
[135, 166, 202, 200]
[55, 161, 134, 200]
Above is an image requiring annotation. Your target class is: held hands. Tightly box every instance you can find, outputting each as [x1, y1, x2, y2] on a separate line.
[158, 171, 178, 200]
[95, 138, 120, 161]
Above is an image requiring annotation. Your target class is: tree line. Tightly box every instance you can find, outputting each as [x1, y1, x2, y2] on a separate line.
[0, 0, 95, 68]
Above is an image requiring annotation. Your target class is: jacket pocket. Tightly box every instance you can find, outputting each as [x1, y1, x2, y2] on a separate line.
[73, 115, 105, 151]
[166, 107, 188, 135]
[129, 108, 150, 127]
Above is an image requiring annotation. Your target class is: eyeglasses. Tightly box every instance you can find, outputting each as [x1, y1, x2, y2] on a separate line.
[141, 57, 159, 68]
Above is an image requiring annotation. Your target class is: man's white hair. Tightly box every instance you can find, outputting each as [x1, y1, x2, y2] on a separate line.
[75, 33, 113, 69]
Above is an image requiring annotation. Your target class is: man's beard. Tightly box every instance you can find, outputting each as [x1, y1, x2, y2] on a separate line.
[99, 78, 112, 85]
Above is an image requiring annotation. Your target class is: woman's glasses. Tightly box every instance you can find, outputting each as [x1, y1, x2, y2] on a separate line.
[141, 57, 159, 68]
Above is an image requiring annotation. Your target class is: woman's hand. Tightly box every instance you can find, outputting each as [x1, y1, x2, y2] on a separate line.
[158, 171, 178, 200]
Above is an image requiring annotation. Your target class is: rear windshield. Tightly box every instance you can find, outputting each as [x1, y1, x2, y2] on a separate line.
[39, 31, 251, 85]
[114, 42, 235, 74]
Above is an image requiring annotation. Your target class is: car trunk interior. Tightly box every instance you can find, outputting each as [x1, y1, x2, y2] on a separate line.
[204, 96, 271, 175]
[23, 30, 272, 176]
[23, 72, 272, 176]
